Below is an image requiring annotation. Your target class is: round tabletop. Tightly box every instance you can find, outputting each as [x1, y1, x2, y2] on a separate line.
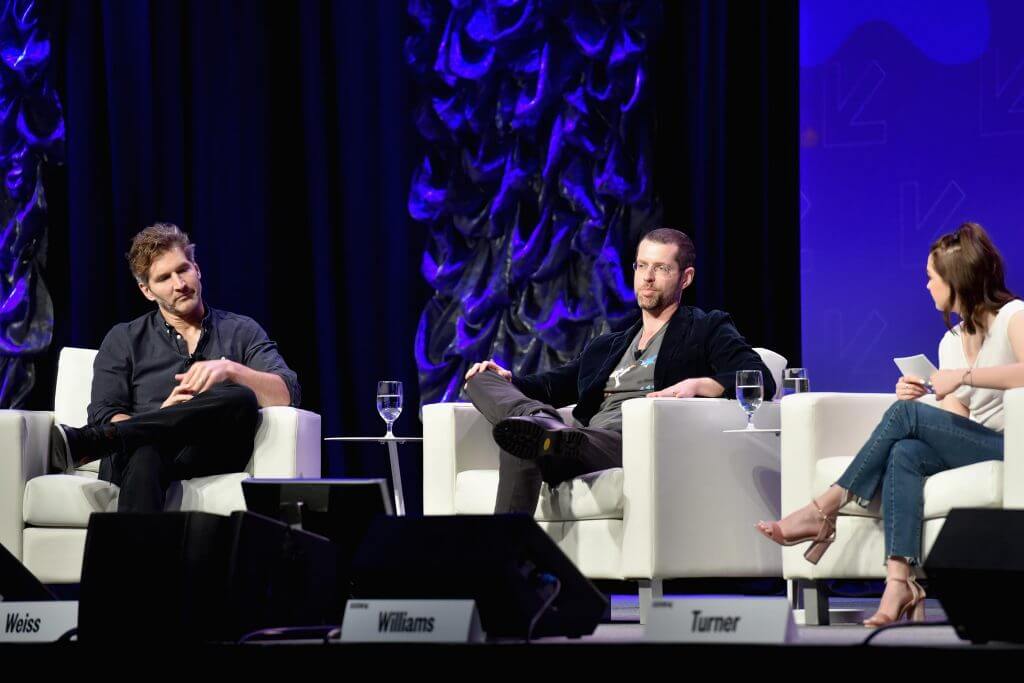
[324, 436, 423, 443]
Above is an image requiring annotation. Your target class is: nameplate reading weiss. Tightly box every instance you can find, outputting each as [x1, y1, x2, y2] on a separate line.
[340, 600, 485, 643]
[645, 598, 795, 644]
[0, 601, 78, 643]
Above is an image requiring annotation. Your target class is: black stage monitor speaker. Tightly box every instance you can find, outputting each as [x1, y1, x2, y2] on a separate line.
[0, 542, 55, 602]
[923, 508, 1024, 644]
[243, 478, 392, 598]
[78, 510, 340, 642]
[242, 478, 391, 547]
[349, 514, 608, 639]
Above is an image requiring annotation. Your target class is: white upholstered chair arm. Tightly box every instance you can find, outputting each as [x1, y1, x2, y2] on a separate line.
[0, 410, 56, 560]
[249, 407, 321, 478]
[780, 392, 898, 521]
[619, 397, 782, 579]
[421, 401, 577, 515]
[1003, 388, 1024, 508]
[422, 402, 499, 515]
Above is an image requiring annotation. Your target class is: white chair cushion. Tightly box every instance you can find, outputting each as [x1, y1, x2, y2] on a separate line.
[452, 470, 500, 514]
[170, 472, 250, 516]
[814, 456, 1003, 520]
[539, 468, 624, 520]
[24, 472, 251, 527]
[76, 460, 101, 474]
[453, 468, 624, 521]
[22, 528, 89, 584]
[23, 474, 118, 526]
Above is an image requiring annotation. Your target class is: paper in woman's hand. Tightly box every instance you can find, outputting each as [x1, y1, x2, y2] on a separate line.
[893, 354, 938, 390]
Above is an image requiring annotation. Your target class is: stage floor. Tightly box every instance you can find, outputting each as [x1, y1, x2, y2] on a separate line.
[536, 621, 965, 647]
[530, 594, 968, 647]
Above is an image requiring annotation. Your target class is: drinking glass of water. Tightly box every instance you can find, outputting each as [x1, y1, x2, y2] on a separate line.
[377, 380, 403, 438]
[735, 370, 764, 430]
[782, 368, 809, 396]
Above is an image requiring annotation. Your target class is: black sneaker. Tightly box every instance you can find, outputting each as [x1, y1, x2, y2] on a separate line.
[49, 423, 118, 474]
[492, 415, 585, 461]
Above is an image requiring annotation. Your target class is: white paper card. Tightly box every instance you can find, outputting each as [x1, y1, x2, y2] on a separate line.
[645, 597, 796, 644]
[0, 601, 78, 642]
[340, 599, 485, 643]
[894, 354, 938, 384]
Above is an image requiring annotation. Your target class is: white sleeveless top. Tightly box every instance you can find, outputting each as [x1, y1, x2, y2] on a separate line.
[938, 299, 1024, 432]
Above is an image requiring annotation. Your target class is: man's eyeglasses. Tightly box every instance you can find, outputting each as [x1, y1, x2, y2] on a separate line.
[632, 262, 676, 277]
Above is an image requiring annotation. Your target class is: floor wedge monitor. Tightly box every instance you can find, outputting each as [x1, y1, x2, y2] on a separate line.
[78, 510, 340, 642]
[349, 514, 608, 640]
[924, 508, 1024, 644]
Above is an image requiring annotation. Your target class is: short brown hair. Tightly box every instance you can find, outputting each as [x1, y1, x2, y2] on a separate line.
[930, 222, 1016, 335]
[639, 228, 696, 272]
[126, 223, 196, 284]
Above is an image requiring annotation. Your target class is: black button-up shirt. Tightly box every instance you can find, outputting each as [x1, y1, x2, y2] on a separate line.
[511, 305, 775, 427]
[87, 306, 301, 425]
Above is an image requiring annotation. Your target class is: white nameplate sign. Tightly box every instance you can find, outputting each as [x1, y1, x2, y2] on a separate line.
[340, 600, 485, 643]
[0, 601, 78, 643]
[645, 597, 795, 644]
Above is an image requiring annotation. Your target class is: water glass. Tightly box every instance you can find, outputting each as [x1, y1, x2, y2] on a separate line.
[377, 380, 403, 437]
[782, 368, 810, 396]
[735, 370, 764, 430]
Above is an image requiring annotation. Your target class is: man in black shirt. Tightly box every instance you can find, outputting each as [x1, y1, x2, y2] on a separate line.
[463, 228, 774, 514]
[49, 223, 300, 512]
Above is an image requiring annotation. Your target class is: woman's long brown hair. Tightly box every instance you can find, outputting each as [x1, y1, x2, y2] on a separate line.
[930, 222, 1017, 335]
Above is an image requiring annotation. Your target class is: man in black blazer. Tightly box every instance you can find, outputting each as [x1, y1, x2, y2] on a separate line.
[463, 228, 774, 513]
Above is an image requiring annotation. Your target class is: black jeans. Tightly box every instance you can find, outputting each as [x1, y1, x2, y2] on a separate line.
[103, 383, 260, 513]
[464, 372, 621, 514]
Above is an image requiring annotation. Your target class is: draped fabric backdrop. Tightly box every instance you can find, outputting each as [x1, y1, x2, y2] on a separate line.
[0, 0, 62, 407]
[38, 0, 797, 515]
[408, 0, 659, 405]
[410, 0, 799, 404]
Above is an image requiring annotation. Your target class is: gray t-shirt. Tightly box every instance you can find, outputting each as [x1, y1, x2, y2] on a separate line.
[588, 325, 667, 432]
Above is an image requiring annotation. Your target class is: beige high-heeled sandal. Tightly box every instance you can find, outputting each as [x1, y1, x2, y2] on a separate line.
[756, 498, 837, 565]
[863, 576, 926, 628]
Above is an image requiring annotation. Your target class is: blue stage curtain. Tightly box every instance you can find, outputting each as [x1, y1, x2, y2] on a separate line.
[651, 0, 799, 361]
[43, 0, 429, 510]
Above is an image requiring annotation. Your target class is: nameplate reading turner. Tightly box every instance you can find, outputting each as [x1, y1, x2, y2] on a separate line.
[645, 597, 795, 644]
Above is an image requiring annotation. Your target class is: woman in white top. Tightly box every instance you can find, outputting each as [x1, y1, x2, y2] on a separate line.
[757, 223, 1024, 627]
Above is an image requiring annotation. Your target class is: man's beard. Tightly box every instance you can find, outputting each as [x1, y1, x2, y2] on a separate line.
[637, 290, 664, 311]
[636, 288, 679, 312]
[157, 290, 201, 317]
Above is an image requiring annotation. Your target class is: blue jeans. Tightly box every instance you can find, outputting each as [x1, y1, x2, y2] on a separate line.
[834, 400, 1004, 564]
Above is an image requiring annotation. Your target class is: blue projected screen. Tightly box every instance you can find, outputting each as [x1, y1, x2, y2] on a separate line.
[800, 0, 1024, 391]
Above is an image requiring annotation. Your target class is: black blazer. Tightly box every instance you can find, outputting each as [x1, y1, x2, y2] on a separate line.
[511, 306, 775, 426]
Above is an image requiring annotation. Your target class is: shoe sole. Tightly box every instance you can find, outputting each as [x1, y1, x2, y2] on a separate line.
[49, 423, 73, 474]
[493, 420, 585, 460]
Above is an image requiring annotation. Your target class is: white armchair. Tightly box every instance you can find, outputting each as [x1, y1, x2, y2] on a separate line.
[780, 390, 1024, 620]
[423, 348, 787, 614]
[0, 347, 321, 584]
